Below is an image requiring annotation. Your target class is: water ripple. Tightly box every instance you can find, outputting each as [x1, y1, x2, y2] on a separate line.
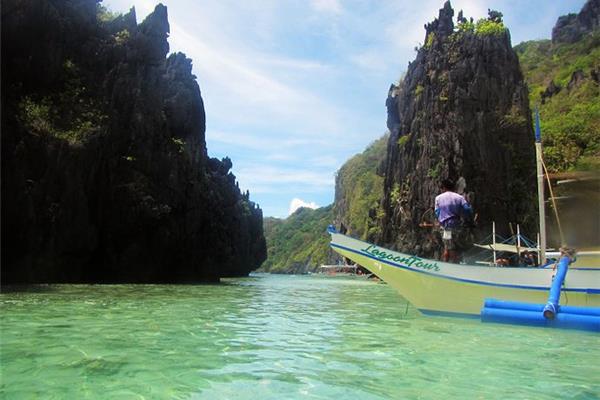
[1, 275, 599, 399]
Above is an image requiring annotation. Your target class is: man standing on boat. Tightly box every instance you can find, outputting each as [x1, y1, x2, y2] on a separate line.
[435, 179, 473, 262]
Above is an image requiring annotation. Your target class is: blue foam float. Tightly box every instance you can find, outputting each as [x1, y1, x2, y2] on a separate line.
[481, 257, 600, 332]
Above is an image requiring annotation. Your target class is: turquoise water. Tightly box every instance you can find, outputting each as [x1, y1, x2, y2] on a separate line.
[1, 274, 599, 399]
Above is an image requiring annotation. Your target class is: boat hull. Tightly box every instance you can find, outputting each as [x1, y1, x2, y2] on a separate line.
[329, 232, 600, 317]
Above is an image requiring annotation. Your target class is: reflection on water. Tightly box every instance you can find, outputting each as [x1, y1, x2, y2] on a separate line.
[1, 274, 599, 399]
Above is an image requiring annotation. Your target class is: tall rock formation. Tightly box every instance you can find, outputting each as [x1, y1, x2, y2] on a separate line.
[552, 0, 600, 43]
[1, 1, 266, 282]
[378, 2, 536, 258]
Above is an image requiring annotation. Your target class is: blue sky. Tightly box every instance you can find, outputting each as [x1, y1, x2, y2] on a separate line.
[103, 0, 585, 218]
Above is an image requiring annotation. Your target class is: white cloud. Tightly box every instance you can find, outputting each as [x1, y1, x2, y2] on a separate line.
[310, 0, 342, 14]
[452, 0, 488, 21]
[289, 198, 320, 215]
[265, 153, 297, 162]
[166, 21, 348, 139]
[236, 166, 334, 192]
[350, 50, 386, 72]
[383, 2, 438, 51]
[207, 130, 329, 152]
[309, 155, 340, 168]
[256, 56, 332, 72]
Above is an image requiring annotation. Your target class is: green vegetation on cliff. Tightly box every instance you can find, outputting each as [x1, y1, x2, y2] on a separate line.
[260, 206, 334, 273]
[334, 134, 387, 241]
[515, 32, 600, 171]
[17, 59, 107, 144]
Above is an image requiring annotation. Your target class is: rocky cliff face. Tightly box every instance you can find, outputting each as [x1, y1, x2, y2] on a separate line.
[378, 2, 536, 258]
[1, 0, 266, 282]
[552, 0, 599, 43]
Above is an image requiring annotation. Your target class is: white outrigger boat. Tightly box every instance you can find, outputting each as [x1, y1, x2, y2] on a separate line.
[328, 226, 600, 316]
[328, 111, 600, 332]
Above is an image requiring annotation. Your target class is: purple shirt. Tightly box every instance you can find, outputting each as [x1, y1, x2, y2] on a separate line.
[435, 191, 470, 228]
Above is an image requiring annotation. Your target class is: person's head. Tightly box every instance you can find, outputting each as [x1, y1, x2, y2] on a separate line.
[440, 179, 455, 192]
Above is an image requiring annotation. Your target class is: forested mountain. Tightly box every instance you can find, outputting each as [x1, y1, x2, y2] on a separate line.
[260, 206, 334, 273]
[514, 0, 600, 247]
[514, 0, 599, 172]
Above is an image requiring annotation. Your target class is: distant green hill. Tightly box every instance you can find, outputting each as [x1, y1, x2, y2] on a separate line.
[260, 205, 334, 273]
[259, 135, 387, 273]
[514, 31, 600, 172]
[334, 134, 387, 241]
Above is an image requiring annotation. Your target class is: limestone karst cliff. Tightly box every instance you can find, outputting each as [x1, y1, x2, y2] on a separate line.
[1, 0, 266, 282]
[378, 2, 536, 258]
[552, 0, 599, 43]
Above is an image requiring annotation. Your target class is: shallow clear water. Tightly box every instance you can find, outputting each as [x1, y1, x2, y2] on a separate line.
[1, 274, 599, 399]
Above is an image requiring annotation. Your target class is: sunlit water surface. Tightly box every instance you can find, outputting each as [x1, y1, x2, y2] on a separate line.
[1, 274, 599, 399]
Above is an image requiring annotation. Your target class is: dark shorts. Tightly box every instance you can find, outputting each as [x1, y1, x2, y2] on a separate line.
[440, 226, 470, 251]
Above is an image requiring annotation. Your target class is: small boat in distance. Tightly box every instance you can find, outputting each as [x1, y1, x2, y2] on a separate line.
[318, 264, 358, 275]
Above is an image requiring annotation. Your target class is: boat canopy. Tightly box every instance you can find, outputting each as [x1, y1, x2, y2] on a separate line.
[474, 243, 538, 254]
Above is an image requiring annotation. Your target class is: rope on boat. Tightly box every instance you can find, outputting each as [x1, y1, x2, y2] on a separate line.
[541, 157, 566, 246]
